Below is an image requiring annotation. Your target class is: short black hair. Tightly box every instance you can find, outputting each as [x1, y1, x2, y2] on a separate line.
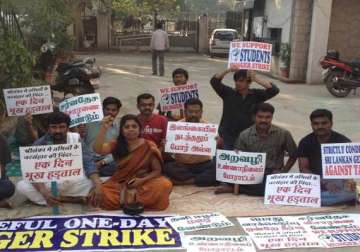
[310, 109, 333, 122]
[137, 93, 155, 104]
[172, 68, 189, 80]
[184, 98, 203, 109]
[155, 22, 163, 29]
[254, 103, 275, 115]
[233, 69, 248, 81]
[47, 111, 71, 127]
[103, 97, 122, 109]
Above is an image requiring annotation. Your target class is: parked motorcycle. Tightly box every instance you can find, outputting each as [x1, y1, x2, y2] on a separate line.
[320, 50, 360, 97]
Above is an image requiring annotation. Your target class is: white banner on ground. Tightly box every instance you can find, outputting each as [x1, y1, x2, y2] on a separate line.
[298, 214, 360, 248]
[228, 41, 272, 72]
[165, 121, 218, 156]
[166, 213, 234, 233]
[237, 216, 324, 250]
[159, 83, 199, 112]
[264, 173, 321, 208]
[3, 85, 53, 116]
[20, 143, 84, 183]
[216, 149, 266, 184]
[59, 93, 103, 127]
[321, 143, 360, 179]
[184, 235, 256, 252]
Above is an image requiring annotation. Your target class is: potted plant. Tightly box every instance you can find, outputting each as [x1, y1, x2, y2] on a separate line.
[280, 43, 291, 78]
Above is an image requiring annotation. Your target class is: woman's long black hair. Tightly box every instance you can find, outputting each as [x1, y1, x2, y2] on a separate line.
[112, 114, 142, 159]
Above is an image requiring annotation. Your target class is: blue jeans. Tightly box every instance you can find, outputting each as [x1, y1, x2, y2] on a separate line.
[0, 179, 15, 201]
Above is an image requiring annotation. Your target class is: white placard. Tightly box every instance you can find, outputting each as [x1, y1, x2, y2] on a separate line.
[3, 85, 53, 116]
[228, 41, 272, 72]
[321, 143, 360, 179]
[184, 235, 256, 252]
[165, 121, 218, 156]
[59, 93, 103, 127]
[159, 83, 199, 112]
[20, 143, 84, 183]
[216, 149, 266, 184]
[264, 173, 321, 208]
[166, 213, 234, 233]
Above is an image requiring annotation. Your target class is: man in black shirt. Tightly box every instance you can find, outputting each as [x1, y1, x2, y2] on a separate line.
[298, 109, 356, 206]
[0, 134, 15, 207]
[210, 68, 279, 150]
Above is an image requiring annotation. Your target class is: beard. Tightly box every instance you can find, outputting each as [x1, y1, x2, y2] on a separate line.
[187, 117, 200, 123]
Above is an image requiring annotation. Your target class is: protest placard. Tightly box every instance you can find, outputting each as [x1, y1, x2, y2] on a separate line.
[3, 85, 53, 116]
[184, 235, 256, 252]
[228, 41, 272, 72]
[216, 149, 266, 184]
[321, 143, 360, 179]
[166, 213, 234, 233]
[159, 83, 199, 112]
[20, 143, 84, 183]
[264, 173, 321, 208]
[0, 214, 182, 251]
[298, 214, 360, 248]
[165, 121, 218, 156]
[237, 216, 324, 250]
[59, 93, 103, 127]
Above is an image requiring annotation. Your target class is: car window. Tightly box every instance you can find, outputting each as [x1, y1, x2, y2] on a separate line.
[213, 31, 237, 41]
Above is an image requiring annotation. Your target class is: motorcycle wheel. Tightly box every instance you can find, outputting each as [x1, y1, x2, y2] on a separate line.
[325, 71, 351, 97]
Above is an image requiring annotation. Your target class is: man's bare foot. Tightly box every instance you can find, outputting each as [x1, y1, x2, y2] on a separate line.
[0, 200, 11, 208]
[214, 184, 233, 194]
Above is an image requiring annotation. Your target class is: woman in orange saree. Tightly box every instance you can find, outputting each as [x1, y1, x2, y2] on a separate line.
[89, 114, 172, 210]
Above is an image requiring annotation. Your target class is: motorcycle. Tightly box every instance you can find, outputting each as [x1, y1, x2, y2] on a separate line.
[320, 50, 360, 97]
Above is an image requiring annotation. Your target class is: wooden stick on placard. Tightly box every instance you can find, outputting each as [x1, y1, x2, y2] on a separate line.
[51, 181, 60, 215]
[234, 184, 240, 195]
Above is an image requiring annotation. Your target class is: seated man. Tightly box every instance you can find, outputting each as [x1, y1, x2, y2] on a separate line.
[84, 97, 121, 176]
[298, 109, 356, 206]
[0, 134, 15, 207]
[137, 93, 167, 150]
[216, 103, 297, 195]
[164, 98, 217, 187]
[13, 111, 98, 207]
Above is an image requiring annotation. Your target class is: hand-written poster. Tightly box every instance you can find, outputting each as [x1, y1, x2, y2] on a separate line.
[264, 173, 321, 208]
[159, 83, 199, 112]
[184, 235, 256, 252]
[216, 149, 266, 184]
[3, 85, 53, 116]
[237, 216, 324, 250]
[321, 143, 360, 179]
[166, 213, 234, 233]
[59, 93, 103, 127]
[20, 144, 84, 183]
[228, 41, 272, 72]
[165, 121, 218, 156]
[0, 214, 182, 251]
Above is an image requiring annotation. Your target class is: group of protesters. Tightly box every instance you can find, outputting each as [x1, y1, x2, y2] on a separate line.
[0, 67, 356, 211]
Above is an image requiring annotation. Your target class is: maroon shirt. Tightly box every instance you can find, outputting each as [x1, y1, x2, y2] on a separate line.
[138, 114, 168, 147]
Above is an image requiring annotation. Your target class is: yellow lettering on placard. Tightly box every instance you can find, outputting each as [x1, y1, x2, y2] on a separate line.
[60, 230, 79, 248]
[132, 229, 156, 246]
[98, 230, 121, 246]
[79, 230, 100, 247]
[0, 232, 12, 249]
[29, 231, 54, 249]
[8, 231, 32, 249]
[155, 229, 175, 245]
[121, 230, 131, 246]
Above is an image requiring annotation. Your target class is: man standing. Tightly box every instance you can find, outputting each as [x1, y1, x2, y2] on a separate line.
[164, 98, 217, 187]
[298, 109, 356, 206]
[151, 22, 169, 76]
[210, 68, 279, 150]
[216, 103, 297, 195]
[137, 93, 167, 150]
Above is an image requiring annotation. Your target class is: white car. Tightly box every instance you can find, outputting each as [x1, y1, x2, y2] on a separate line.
[209, 29, 240, 57]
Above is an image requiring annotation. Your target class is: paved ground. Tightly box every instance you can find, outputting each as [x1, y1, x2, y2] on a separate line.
[78, 52, 360, 252]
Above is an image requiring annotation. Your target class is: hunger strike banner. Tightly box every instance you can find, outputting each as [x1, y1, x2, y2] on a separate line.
[184, 235, 256, 252]
[228, 41, 272, 72]
[3, 85, 53, 116]
[321, 143, 360, 179]
[0, 214, 182, 251]
[237, 216, 324, 250]
[216, 150, 266, 184]
[165, 121, 218, 156]
[20, 144, 84, 183]
[59, 93, 103, 127]
[166, 213, 234, 233]
[159, 83, 199, 112]
[264, 173, 321, 208]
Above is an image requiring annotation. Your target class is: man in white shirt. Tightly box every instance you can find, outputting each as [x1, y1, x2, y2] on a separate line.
[150, 22, 169, 76]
